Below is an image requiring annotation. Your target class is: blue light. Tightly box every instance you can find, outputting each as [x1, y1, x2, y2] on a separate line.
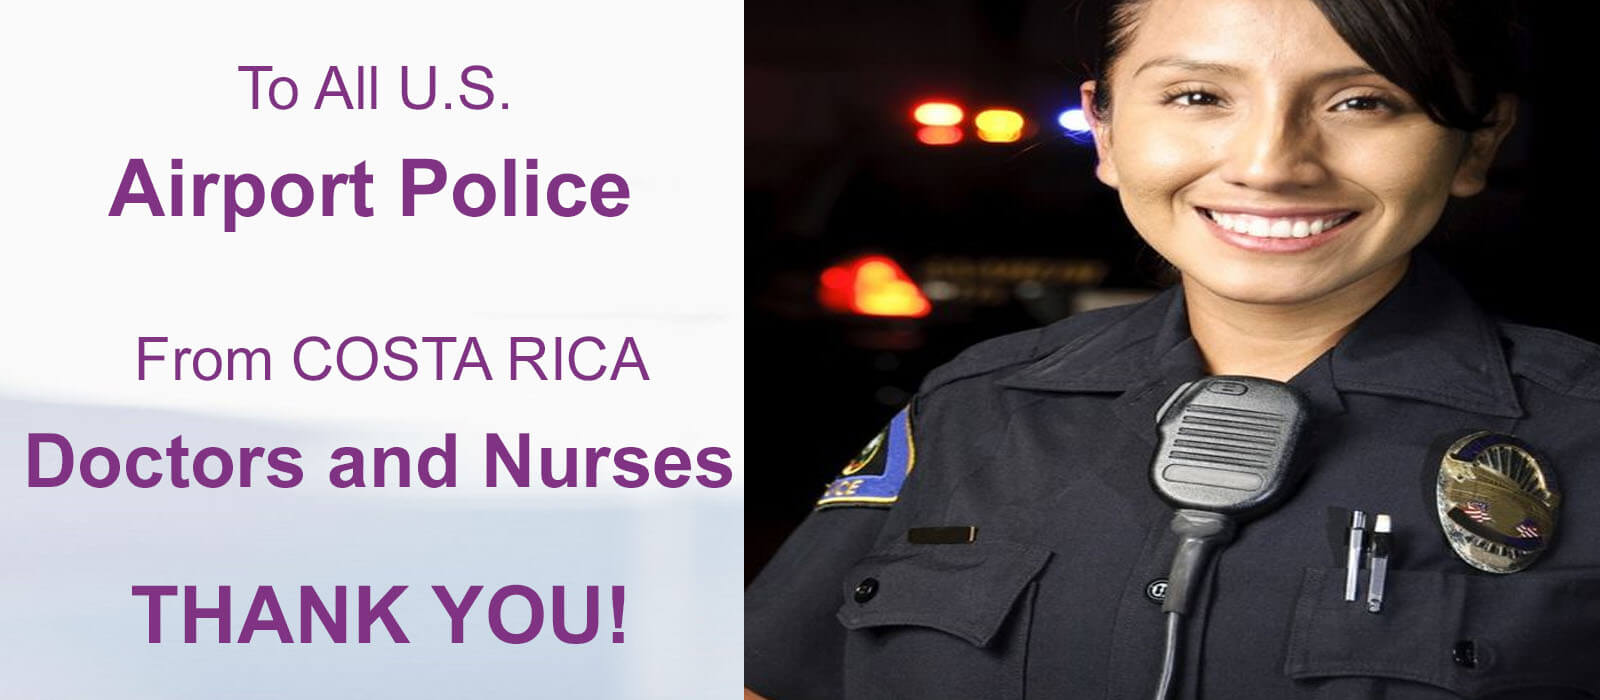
[1058, 108, 1090, 133]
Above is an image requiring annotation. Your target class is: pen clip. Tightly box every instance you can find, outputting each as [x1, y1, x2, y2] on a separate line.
[1344, 509, 1367, 602]
[1366, 514, 1391, 613]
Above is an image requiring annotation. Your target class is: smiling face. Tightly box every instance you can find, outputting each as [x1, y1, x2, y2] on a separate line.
[1081, 0, 1516, 308]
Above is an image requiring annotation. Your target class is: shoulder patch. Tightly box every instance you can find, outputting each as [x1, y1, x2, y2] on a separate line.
[1500, 322, 1600, 401]
[816, 405, 915, 509]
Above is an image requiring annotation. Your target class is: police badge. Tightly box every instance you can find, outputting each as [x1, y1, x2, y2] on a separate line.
[1436, 431, 1561, 574]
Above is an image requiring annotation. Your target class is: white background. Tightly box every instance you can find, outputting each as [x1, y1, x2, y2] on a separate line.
[0, 1, 743, 697]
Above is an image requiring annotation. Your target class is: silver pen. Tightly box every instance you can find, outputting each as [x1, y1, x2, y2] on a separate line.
[1344, 510, 1367, 601]
[1367, 514, 1391, 613]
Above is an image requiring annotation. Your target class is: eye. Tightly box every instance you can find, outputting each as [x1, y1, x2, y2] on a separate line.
[1162, 88, 1223, 108]
[1333, 94, 1393, 113]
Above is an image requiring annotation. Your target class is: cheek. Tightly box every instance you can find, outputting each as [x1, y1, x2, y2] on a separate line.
[1329, 126, 1461, 222]
[1109, 117, 1216, 213]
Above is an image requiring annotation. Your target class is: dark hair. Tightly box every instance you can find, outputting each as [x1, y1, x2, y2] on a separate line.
[1086, 0, 1522, 132]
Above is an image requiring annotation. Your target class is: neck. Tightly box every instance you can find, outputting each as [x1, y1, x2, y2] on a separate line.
[1183, 259, 1410, 382]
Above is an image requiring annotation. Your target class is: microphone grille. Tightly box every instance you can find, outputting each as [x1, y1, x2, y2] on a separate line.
[1152, 377, 1310, 517]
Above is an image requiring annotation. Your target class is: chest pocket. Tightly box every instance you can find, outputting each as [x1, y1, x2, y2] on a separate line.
[835, 539, 1051, 700]
[1285, 567, 1600, 699]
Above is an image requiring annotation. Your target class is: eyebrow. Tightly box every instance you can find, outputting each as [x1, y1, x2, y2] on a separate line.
[1132, 56, 1379, 83]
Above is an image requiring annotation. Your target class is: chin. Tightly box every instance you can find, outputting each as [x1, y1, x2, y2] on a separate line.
[1186, 267, 1336, 307]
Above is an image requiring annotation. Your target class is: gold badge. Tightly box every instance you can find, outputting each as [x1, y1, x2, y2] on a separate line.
[1436, 431, 1561, 574]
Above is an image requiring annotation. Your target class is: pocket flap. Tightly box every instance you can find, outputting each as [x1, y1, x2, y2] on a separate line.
[1285, 567, 1600, 698]
[835, 539, 1052, 647]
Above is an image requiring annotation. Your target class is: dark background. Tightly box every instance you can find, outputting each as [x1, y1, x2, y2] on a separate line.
[747, 0, 1580, 582]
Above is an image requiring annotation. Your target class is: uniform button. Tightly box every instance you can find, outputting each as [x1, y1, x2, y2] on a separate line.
[1452, 640, 1477, 669]
[1145, 578, 1168, 604]
[853, 578, 879, 603]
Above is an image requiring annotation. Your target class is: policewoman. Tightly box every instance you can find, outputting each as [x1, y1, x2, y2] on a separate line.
[747, 0, 1600, 698]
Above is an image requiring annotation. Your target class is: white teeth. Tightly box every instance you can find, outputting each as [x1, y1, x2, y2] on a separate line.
[1203, 209, 1351, 239]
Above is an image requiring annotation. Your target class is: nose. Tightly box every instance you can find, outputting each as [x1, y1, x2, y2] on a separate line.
[1219, 101, 1330, 191]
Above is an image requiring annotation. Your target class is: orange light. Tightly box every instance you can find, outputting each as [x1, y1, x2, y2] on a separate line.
[913, 101, 964, 127]
[818, 255, 932, 318]
[916, 125, 963, 145]
[975, 109, 1024, 143]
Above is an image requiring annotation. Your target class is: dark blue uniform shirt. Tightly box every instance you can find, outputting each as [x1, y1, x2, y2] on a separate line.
[747, 252, 1600, 699]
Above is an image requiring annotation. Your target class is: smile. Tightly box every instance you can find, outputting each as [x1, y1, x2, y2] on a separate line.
[1198, 208, 1358, 239]
[1195, 206, 1360, 253]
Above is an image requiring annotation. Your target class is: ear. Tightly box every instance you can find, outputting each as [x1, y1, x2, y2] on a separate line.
[1450, 93, 1518, 198]
[1080, 80, 1119, 189]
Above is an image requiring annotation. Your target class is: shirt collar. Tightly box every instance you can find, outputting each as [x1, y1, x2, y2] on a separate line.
[997, 252, 1523, 419]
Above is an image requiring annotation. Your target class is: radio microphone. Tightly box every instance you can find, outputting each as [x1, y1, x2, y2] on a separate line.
[1148, 376, 1312, 700]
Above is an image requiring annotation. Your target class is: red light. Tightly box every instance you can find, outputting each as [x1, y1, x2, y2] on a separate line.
[916, 125, 963, 145]
[913, 102, 964, 127]
[818, 255, 932, 318]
